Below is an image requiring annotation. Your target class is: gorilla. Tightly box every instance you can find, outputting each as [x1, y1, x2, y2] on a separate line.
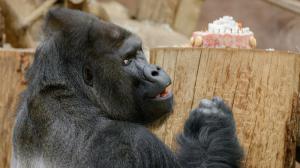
[12, 8, 243, 168]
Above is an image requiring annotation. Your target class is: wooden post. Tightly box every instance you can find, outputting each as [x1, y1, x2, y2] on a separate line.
[150, 48, 300, 168]
[0, 49, 34, 168]
[0, 7, 4, 47]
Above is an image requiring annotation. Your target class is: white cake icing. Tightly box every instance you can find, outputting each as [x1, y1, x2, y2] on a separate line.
[196, 16, 254, 36]
[191, 16, 257, 49]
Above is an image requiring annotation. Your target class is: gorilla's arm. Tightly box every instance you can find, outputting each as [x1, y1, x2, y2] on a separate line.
[90, 98, 243, 168]
[89, 123, 182, 168]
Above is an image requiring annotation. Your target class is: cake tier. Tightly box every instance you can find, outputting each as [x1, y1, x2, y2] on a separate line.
[191, 33, 256, 49]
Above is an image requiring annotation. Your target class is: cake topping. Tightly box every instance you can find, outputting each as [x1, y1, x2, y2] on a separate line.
[206, 16, 253, 35]
[191, 16, 257, 49]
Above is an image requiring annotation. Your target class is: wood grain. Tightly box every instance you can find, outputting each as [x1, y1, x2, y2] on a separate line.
[0, 49, 34, 168]
[150, 48, 300, 168]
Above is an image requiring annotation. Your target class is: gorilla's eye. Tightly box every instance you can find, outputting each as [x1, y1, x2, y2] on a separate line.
[83, 66, 93, 86]
[122, 50, 137, 66]
[123, 58, 132, 66]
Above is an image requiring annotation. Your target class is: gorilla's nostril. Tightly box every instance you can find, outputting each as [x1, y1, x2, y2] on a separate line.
[151, 71, 159, 76]
[156, 67, 161, 71]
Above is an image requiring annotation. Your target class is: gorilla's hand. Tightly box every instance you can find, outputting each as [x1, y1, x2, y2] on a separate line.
[177, 97, 243, 167]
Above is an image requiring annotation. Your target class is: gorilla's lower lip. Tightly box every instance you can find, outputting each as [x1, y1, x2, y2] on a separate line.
[153, 91, 173, 100]
[148, 84, 172, 100]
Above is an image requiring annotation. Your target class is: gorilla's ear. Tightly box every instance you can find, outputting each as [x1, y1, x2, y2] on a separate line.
[43, 8, 91, 35]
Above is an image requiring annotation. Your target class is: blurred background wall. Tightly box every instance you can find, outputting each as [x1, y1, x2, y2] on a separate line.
[197, 0, 300, 52]
[1, 0, 300, 52]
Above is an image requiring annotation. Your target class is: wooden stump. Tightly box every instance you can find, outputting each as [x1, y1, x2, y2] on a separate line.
[150, 47, 300, 168]
[0, 48, 299, 167]
[0, 49, 34, 168]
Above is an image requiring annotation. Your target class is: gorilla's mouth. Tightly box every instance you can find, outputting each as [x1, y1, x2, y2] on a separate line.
[154, 85, 172, 100]
[138, 82, 174, 123]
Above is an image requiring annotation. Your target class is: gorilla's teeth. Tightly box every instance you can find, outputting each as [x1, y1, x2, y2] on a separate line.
[156, 86, 171, 98]
[160, 89, 169, 97]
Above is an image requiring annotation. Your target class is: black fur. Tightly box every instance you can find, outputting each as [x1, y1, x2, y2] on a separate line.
[12, 8, 243, 168]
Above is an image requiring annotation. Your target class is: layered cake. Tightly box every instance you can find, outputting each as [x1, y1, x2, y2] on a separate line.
[191, 16, 256, 49]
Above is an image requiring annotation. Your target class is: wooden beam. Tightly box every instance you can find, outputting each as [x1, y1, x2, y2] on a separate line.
[265, 0, 300, 15]
[150, 48, 300, 168]
[135, 0, 203, 36]
[136, 0, 180, 25]
[0, 0, 43, 47]
[21, 0, 57, 28]
[64, 0, 87, 10]
[0, 7, 4, 47]
[173, 0, 204, 36]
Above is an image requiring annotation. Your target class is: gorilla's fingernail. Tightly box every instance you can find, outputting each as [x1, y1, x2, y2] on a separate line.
[200, 108, 212, 114]
[211, 107, 219, 114]
[212, 96, 223, 103]
[200, 99, 213, 108]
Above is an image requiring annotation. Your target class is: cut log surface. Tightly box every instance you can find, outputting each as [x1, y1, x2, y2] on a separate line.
[150, 48, 300, 168]
[0, 49, 34, 168]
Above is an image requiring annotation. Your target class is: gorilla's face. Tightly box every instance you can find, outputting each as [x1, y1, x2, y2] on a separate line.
[117, 35, 174, 123]
[42, 8, 173, 124]
[87, 19, 174, 124]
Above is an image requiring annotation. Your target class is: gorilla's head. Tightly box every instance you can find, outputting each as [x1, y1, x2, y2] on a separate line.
[27, 8, 173, 124]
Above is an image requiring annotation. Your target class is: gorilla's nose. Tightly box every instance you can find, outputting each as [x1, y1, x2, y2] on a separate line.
[143, 65, 171, 85]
